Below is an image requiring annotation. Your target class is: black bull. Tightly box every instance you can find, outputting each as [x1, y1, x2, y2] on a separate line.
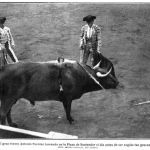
[0, 56, 120, 127]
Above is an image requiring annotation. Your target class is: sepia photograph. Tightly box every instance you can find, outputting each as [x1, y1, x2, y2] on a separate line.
[0, 1, 150, 148]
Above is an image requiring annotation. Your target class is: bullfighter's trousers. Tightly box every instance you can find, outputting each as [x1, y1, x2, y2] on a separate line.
[0, 42, 18, 66]
[0, 46, 8, 67]
[80, 42, 97, 67]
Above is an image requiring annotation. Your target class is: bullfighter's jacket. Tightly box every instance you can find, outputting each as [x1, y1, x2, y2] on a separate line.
[79, 24, 102, 53]
[0, 26, 15, 49]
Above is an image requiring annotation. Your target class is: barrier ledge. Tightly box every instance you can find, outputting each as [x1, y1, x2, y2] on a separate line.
[0, 125, 78, 139]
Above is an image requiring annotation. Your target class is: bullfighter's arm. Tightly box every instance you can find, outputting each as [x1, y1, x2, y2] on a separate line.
[5, 42, 18, 62]
[6, 28, 15, 48]
[79, 26, 85, 50]
[96, 25, 102, 53]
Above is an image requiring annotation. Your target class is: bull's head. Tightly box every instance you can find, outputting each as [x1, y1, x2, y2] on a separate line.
[93, 61, 119, 89]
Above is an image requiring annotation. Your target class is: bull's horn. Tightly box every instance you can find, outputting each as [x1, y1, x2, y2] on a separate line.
[93, 61, 101, 69]
[96, 67, 112, 77]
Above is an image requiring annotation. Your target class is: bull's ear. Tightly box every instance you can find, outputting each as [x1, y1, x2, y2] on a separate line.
[93, 61, 101, 69]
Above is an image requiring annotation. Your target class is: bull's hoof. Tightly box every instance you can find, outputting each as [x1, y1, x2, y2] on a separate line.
[69, 118, 74, 124]
[10, 122, 18, 128]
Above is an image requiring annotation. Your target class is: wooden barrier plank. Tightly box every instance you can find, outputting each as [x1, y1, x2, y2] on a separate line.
[0, 125, 78, 139]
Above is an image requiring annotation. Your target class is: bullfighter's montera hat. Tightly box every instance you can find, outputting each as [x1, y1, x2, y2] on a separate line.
[0, 17, 6, 23]
[83, 15, 96, 22]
